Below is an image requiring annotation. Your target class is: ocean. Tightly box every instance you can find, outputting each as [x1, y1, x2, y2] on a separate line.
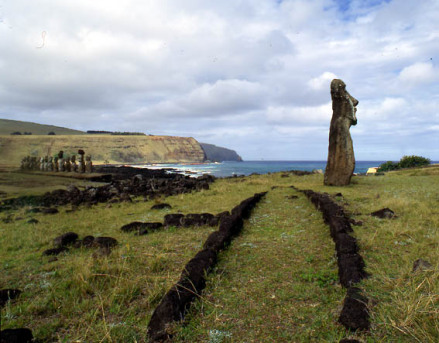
[139, 160, 385, 178]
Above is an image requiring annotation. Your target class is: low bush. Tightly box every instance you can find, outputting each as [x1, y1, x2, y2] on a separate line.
[378, 155, 430, 172]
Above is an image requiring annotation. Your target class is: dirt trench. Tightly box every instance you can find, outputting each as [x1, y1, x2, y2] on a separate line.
[147, 192, 267, 342]
[300, 189, 370, 332]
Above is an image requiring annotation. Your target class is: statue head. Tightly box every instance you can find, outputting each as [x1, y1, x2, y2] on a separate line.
[330, 79, 358, 126]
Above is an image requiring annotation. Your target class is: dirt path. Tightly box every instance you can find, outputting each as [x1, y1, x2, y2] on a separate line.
[173, 186, 346, 342]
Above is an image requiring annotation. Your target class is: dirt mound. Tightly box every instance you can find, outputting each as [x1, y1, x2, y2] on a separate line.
[301, 189, 370, 331]
[147, 192, 267, 342]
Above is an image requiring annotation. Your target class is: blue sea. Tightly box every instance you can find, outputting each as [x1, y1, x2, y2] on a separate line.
[140, 161, 385, 178]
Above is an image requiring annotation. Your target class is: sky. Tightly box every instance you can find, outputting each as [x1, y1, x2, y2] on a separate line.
[0, 0, 438, 161]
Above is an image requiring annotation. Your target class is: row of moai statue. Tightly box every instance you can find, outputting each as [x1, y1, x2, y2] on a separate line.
[21, 150, 93, 173]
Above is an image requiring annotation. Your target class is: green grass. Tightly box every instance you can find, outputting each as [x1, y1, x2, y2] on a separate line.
[0, 118, 85, 135]
[1, 168, 439, 342]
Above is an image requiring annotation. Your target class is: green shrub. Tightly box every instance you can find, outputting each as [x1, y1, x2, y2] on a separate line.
[398, 155, 431, 169]
[378, 161, 399, 172]
[378, 155, 431, 172]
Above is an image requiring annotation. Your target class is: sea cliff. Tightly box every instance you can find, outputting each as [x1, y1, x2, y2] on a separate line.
[0, 135, 206, 166]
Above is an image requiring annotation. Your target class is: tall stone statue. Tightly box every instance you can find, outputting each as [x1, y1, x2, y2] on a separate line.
[71, 155, 78, 172]
[53, 157, 59, 172]
[58, 151, 65, 172]
[85, 155, 93, 173]
[78, 150, 85, 173]
[324, 79, 358, 186]
[48, 157, 53, 171]
[65, 157, 72, 172]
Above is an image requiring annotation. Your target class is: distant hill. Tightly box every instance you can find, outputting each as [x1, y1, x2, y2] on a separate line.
[0, 119, 85, 135]
[0, 118, 242, 166]
[0, 135, 206, 166]
[200, 143, 243, 162]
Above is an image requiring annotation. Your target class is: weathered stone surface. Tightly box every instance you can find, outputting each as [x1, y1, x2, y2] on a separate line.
[413, 259, 432, 272]
[0, 289, 21, 308]
[43, 247, 69, 256]
[163, 214, 184, 227]
[151, 203, 172, 210]
[0, 328, 33, 343]
[54, 232, 78, 247]
[324, 79, 358, 186]
[339, 287, 370, 331]
[93, 237, 118, 248]
[371, 208, 395, 219]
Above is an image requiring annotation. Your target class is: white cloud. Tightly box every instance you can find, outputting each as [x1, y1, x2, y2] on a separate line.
[0, 0, 438, 160]
[308, 72, 338, 91]
[399, 62, 437, 85]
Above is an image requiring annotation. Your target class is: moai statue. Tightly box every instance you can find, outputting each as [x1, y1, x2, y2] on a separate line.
[31, 157, 38, 170]
[44, 156, 50, 171]
[53, 157, 59, 172]
[65, 157, 72, 172]
[40, 157, 45, 171]
[324, 79, 358, 186]
[23, 156, 30, 170]
[58, 151, 65, 172]
[48, 157, 53, 171]
[78, 150, 85, 173]
[85, 155, 93, 173]
[20, 157, 26, 170]
[71, 155, 78, 172]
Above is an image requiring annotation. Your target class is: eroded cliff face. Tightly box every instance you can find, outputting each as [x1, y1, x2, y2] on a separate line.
[0, 135, 206, 166]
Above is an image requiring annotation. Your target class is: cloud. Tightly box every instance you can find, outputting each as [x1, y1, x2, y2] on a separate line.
[0, 0, 438, 160]
[399, 62, 437, 85]
[308, 72, 338, 91]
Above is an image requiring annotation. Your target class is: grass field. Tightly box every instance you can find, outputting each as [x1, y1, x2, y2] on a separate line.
[1, 167, 439, 342]
[0, 119, 85, 136]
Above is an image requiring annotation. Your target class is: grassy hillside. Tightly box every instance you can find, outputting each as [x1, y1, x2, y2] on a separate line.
[0, 135, 206, 166]
[1, 167, 438, 342]
[0, 119, 85, 135]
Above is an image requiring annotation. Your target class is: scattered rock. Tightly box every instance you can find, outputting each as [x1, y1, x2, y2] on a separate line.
[74, 235, 95, 248]
[290, 170, 313, 176]
[119, 193, 132, 202]
[371, 208, 395, 219]
[41, 207, 59, 214]
[48, 257, 58, 263]
[413, 259, 432, 272]
[0, 328, 33, 343]
[93, 237, 118, 248]
[26, 207, 41, 214]
[54, 232, 79, 247]
[164, 214, 184, 227]
[281, 174, 289, 178]
[339, 287, 370, 331]
[121, 222, 163, 234]
[151, 203, 172, 210]
[43, 247, 69, 256]
[181, 213, 215, 227]
[26, 218, 39, 224]
[0, 289, 21, 308]
[339, 339, 361, 343]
